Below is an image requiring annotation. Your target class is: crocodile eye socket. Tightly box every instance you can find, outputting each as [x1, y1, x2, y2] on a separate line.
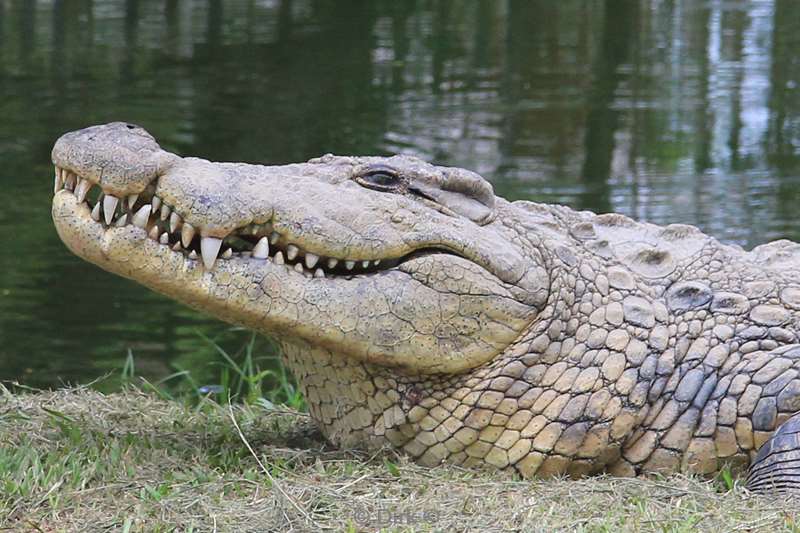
[356, 168, 403, 192]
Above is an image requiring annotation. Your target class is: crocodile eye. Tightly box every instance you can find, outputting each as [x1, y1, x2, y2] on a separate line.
[356, 168, 403, 192]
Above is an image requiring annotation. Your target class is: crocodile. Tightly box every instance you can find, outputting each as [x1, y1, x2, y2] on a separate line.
[50, 122, 800, 493]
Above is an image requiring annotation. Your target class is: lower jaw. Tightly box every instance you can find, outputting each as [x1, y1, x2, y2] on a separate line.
[53, 190, 526, 375]
[51, 191, 322, 335]
[52, 191, 417, 365]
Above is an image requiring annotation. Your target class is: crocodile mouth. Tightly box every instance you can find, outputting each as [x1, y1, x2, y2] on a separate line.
[51, 129, 545, 374]
[53, 166, 449, 278]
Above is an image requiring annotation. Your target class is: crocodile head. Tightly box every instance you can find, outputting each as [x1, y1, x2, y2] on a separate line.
[51, 123, 549, 378]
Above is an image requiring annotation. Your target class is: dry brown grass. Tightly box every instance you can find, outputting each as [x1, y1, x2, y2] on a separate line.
[1, 385, 799, 532]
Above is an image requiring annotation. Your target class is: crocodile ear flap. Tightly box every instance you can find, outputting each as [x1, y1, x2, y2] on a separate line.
[408, 168, 496, 225]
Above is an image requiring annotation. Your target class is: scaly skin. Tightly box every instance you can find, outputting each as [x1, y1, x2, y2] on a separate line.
[50, 123, 800, 482]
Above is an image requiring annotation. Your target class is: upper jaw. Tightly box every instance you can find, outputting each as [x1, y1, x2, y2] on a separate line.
[51, 163, 402, 277]
[51, 124, 548, 303]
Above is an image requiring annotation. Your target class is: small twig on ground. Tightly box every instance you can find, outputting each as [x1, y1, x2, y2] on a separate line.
[226, 402, 316, 528]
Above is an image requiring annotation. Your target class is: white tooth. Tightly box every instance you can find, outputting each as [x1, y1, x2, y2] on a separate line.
[274, 251, 285, 265]
[159, 232, 170, 245]
[269, 232, 280, 245]
[169, 212, 182, 233]
[103, 195, 119, 225]
[253, 237, 270, 259]
[327, 258, 338, 269]
[345, 260, 355, 270]
[305, 253, 319, 269]
[127, 194, 139, 209]
[151, 196, 162, 212]
[75, 179, 92, 203]
[189, 250, 198, 260]
[314, 268, 325, 278]
[200, 237, 222, 270]
[132, 205, 151, 228]
[54, 169, 63, 193]
[148, 226, 159, 240]
[361, 260, 370, 269]
[304, 270, 313, 279]
[373, 260, 381, 266]
[114, 214, 127, 227]
[294, 263, 304, 273]
[161, 204, 171, 221]
[181, 223, 195, 248]
[287, 244, 299, 260]
[172, 241, 182, 251]
[222, 248, 232, 259]
[91, 202, 102, 222]
[64, 172, 77, 191]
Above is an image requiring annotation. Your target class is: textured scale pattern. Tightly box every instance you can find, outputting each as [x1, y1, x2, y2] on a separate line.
[285, 208, 800, 481]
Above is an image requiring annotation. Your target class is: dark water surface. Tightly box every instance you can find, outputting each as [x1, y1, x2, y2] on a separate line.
[2, 0, 799, 389]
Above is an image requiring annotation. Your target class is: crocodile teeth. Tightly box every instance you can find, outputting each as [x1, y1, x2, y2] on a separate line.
[253, 237, 270, 259]
[287, 244, 299, 261]
[305, 253, 319, 269]
[189, 250, 198, 260]
[172, 241, 182, 251]
[294, 263, 304, 273]
[274, 251, 285, 265]
[374, 260, 381, 266]
[361, 260, 370, 269]
[103, 195, 120, 225]
[169, 212, 182, 233]
[148, 226, 160, 240]
[200, 237, 222, 269]
[54, 169, 63, 193]
[132, 205, 151, 228]
[127, 194, 139, 209]
[181, 223, 195, 248]
[64, 172, 77, 191]
[159, 232, 169, 245]
[222, 248, 232, 259]
[345, 260, 355, 270]
[161, 204, 171, 221]
[269, 232, 280, 245]
[74, 178, 92, 203]
[314, 268, 325, 278]
[151, 196, 161, 212]
[90, 202, 102, 222]
[327, 258, 338, 269]
[114, 214, 127, 227]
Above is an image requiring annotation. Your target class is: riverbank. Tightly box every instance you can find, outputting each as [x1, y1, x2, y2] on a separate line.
[0, 386, 796, 532]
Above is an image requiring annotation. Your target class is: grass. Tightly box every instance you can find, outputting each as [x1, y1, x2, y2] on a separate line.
[1, 387, 800, 532]
[119, 329, 305, 412]
[2, 340, 800, 531]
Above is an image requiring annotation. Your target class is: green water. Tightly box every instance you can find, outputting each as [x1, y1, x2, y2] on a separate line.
[1, 0, 799, 390]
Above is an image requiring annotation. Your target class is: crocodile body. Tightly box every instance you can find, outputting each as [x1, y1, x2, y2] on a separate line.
[50, 123, 800, 488]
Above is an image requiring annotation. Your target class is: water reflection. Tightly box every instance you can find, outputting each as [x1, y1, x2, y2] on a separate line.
[0, 0, 798, 388]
